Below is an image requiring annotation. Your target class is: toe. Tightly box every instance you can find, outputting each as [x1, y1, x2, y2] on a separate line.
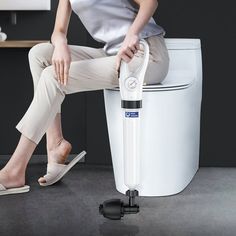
[38, 177, 46, 184]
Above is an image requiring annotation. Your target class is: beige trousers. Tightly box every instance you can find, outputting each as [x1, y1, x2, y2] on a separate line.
[15, 34, 169, 145]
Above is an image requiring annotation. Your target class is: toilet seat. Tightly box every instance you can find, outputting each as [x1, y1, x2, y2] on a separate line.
[111, 70, 195, 91]
[143, 39, 199, 91]
[142, 83, 190, 92]
[142, 70, 195, 91]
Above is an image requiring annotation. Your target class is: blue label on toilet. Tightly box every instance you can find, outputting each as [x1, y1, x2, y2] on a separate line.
[125, 111, 139, 118]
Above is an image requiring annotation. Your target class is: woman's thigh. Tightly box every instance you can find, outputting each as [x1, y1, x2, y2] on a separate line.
[146, 34, 170, 84]
[28, 42, 107, 90]
[29, 42, 107, 64]
[41, 55, 119, 95]
[56, 35, 170, 94]
[35, 35, 169, 94]
[127, 34, 170, 85]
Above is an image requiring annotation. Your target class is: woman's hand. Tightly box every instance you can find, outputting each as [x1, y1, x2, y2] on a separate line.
[115, 32, 140, 73]
[52, 41, 71, 86]
[51, 0, 72, 85]
[115, 0, 159, 74]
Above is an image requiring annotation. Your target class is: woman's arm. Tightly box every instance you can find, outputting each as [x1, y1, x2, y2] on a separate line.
[128, 0, 158, 35]
[51, 0, 72, 85]
[51, 0, 72, 47]
[115, 0, 158, 72]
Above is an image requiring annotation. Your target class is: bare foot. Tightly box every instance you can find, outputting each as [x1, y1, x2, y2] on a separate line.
[0, 168, 25, 189]
[38, 138, 72, 184]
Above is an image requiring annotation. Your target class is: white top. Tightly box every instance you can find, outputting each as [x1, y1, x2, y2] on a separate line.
[69, 0, 165, 55]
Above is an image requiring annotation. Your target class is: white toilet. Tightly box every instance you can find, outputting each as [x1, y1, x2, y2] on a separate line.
[103, 38, 203, 197]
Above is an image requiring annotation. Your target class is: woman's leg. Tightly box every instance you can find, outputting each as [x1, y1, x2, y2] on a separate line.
[27, 43, 109, 175]
[0, 135, 36, 188]
[0, 64, 66, 188]
[21, 54, 119, 144]
[0, 53, 119, 189]
[143, 34, 170, 85]
[27, 43, 71, 167]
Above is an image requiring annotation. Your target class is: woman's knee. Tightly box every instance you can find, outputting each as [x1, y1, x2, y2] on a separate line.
[41, 66, 56, 81]
[40, 66, 63, 92]
[28, 42, 54, 65]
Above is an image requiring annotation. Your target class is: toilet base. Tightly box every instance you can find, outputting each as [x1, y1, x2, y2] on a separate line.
[115, 167, 199, 197]
[104, 87, 201, 198]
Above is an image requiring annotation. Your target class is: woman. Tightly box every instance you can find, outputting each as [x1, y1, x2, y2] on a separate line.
[0, 0, 169, 195]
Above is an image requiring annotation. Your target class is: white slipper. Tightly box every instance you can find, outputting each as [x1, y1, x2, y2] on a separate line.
[0, 183, 30, 196]
[39, 150, 86, 187]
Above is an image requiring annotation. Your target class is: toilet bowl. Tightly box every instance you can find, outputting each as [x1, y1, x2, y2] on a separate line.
[103, 38, 202, 196]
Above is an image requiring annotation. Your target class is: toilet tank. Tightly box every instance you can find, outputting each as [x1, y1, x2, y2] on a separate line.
[163, 39, 202, 89]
